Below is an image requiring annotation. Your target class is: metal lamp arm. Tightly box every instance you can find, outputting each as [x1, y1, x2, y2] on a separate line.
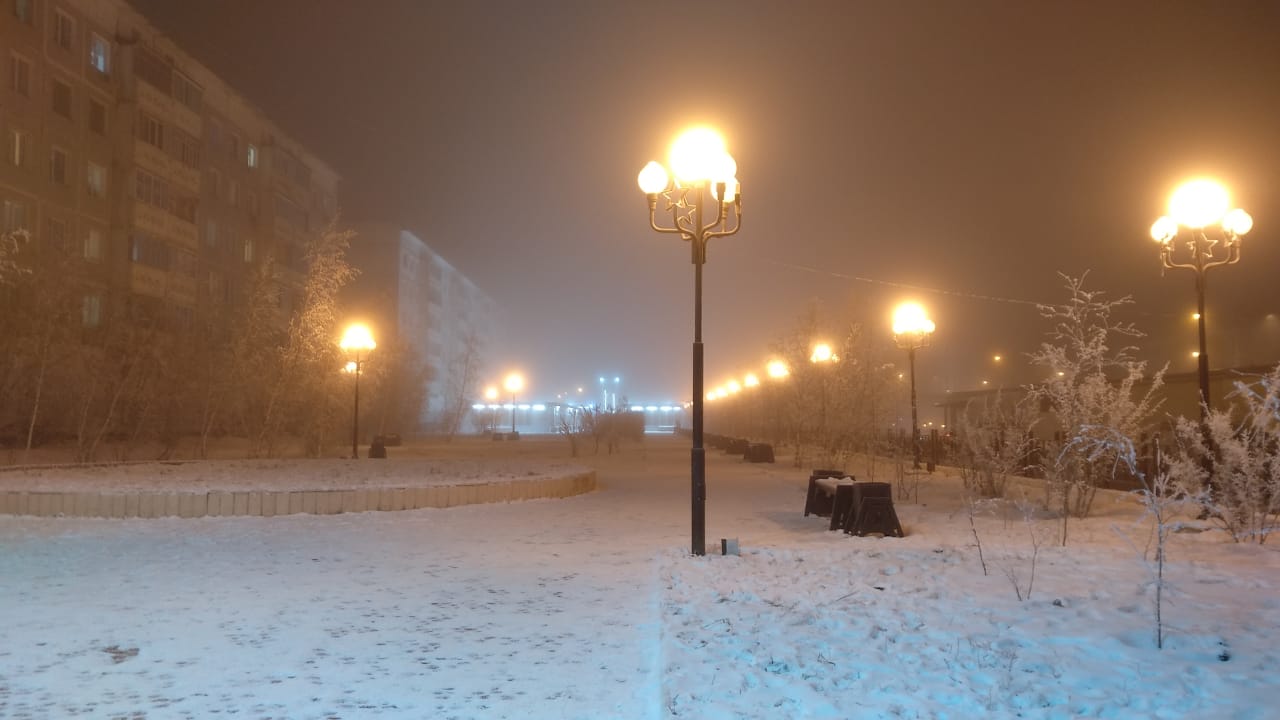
[648, 205, 686, 236]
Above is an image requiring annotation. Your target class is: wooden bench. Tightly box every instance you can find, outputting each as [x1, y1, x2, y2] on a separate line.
[840, 482, 904, 537]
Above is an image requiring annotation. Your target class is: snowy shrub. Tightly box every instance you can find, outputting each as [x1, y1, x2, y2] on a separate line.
[956, 391, 1038, 498]
[1028, 274, 1164, 527]
[1166, 365, 1280, 544]
[0, 228, 31, 286]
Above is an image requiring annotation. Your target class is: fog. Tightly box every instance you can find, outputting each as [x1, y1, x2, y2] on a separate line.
[133, 0, 1280, 405]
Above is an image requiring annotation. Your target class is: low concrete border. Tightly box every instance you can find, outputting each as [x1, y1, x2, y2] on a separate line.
[0, 471, 596, 518]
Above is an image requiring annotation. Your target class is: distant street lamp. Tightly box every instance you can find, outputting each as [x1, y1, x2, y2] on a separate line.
[809, 342, 838, 444]
[340, 323, 376, 459]
[484, 385, 499, 432]
[637, 126, 742, 557]
[503, 372, 525, 436]
[892, 303, 935, 469]
[1150, 178, 1253, 420]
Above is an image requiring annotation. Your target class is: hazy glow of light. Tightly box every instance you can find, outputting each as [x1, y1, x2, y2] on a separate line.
[660, 405, 672, 412]
[340, 323, 376, 352]
[1168, 178, 1230, 229]
[810, 343, 834, 363]
[1150, 216, 1178, 243]
[993, 355, 1002, 362]
[892, 303, 935, 336]
[517, 404, 531, 411]
[484, 385, 499, 401]
[767, 359, 789, 379]
[1192, 312, 1201, 320]
[504, 372, 525, 394]
[727, 380, 742, 394]
[342, 361, 357, 374]
[669, 127, 729, 183]
[1057, 371, 1066, 377]
[471, 403, 485, 411]
[743, 373, 759, 388]
[532, 404, 546, 411]
[1191, 351, 1201, 358]
[637, 160, 669, 194]
[710, 177, 739, 202]
[645, 405, 658, 412]
[706, 392, 716, 401]
[1223, 208, 1253, 235]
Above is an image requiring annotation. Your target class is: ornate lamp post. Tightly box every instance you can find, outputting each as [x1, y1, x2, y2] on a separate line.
[484, 385, 500, 433]
[340, 323, 376, 459]
[1150, 178, 1253, 420]
[892, 303, 935, 469]
[637, 127, 741, 556]
[503, 372, 525, 437]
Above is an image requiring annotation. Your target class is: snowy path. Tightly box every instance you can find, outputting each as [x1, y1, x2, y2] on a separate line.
[1, 436, 1277, 719]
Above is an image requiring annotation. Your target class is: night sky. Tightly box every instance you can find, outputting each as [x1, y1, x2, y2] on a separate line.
[130, 0, 1280, 409]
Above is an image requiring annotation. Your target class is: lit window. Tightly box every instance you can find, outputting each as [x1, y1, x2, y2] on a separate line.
[83, 227, 103, 261]
[49, 147, 68, 185]
[11, 54, 31, 96]
[246, 144, 258, 169]
[3, 199, 27, 232]
[243, 236, 254, 263]
[54, 10, 73, 51]
[89, 33, 110, 74]
[87, 162, 107, 198]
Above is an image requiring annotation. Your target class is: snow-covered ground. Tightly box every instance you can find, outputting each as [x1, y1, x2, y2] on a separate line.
[1, 435, 1276, 719]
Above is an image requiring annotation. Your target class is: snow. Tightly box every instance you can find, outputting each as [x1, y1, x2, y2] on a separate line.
[1, 435, 1276, 719]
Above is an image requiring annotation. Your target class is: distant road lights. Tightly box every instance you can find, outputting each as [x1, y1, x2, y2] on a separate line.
[1151, 177, 1253, 420]
[892, 302, 936, 469]
[766, 359, 789, 379]
[726, 379, 742, 394]
[743, 373, 760, 388]
[503, 372, 525, 435]
[810, 343, 836, 364]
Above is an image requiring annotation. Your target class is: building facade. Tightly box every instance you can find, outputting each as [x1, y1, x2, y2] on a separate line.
[1, 0, 338, 334]
[344, 224, 497, 433]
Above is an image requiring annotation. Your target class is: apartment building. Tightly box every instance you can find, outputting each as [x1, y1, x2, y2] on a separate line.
[0, 0, 338, 332]
[344, 225, 498, 432]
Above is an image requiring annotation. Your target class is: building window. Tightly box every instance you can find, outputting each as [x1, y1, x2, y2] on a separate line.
[3, 199, 27, 232]
[228, 133, 240, 161]
[89, 33, 110, 74]
[274, 192, 308, 229]
[176, 133, 200, 169]
[247, 190, 259, 218]
[89, 98, 107, 134]
[54, 10, 74, 51]
[7, 128, 27, 167]
[49, 147, 69, 185]
[130, 233, 170, 269]
[137, 111, 164, 149]
[172, 73, 201, 112]
[82, 294, 102, 328]
[11, 54, 31, 96]
[83, 227, 103, 261]
[247, 144, 258, 169]
[135, 168, 169, 211]
[134, 46, 171, 91]
[207, 167, 221, 199]
[204, 219, 217, 248]
[243, 236, 254, 263]
[47, 216, 71, 251]
[51, 79, 72, 119]
[87, 162, 107, 198]
[174, 249, 197, 278]
[14, 0, 32, 24]
[227, 179, 238, 207]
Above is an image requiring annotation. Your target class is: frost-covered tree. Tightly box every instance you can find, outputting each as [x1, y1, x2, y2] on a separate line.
[440, 329, 484, 441]
[1027, 274, 1165, 541]
[957, 392, 1039, 498]
[1166, 364, 1280, 544]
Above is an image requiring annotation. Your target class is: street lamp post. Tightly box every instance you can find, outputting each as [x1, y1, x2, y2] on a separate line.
[638, 127, 741, 556]
[809, 342, 837, 449]
[484, 385, 499, 433]
[503, 372, 524, 437]
[1150, 178, 1253, 421]
[340, 324, 376, 459]
[892, 303, 935, 470]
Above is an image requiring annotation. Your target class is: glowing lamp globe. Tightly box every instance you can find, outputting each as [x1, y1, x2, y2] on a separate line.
[503, 373, 524, 394]
[893, 303, 935, 336]
[1168, 179, 1230, 229]
[669, 127, 728, 182]
[637, 161, 669, 194]
[1150, 216, 1178, 244]
[340, 323, 376, 352]
[767, 360, 789, 379]
[1223, 208, 1253, 236]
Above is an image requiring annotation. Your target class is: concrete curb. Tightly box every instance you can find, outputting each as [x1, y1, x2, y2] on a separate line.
[0, 470, 597, 518]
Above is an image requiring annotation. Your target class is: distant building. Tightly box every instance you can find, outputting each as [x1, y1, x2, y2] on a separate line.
[343, 224, 497, 432]
[1, 0, 338, 333]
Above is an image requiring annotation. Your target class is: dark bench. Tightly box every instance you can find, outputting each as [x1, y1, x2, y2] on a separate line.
[841, 482, 904, 537]
[804, 469, 854, 531]
[744, 443, 774, 463]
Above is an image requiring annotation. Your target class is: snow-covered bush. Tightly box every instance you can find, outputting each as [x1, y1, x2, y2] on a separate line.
[1165, 365, 1280, 544]
[1028, 274, 1164, 527]
[956, 391, 1038, 498]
